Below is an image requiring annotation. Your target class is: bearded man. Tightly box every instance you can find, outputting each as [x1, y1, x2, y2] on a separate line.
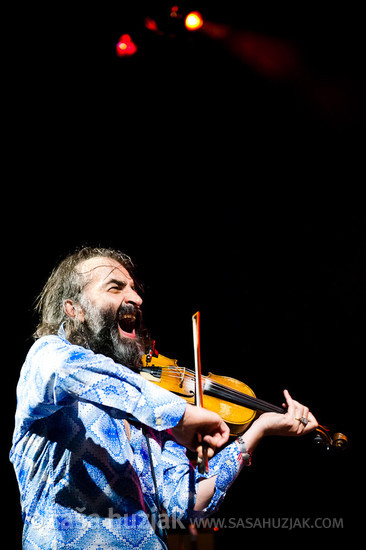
[10, 247, 317, 549]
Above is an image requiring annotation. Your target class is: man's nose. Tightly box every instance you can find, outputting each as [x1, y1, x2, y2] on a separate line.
[124, 286, 143, 308]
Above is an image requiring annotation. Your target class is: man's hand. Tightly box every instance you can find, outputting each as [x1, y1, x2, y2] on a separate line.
[171, 403, 230, 459]
[240, 389, 318, 453]
[255, 389, 318, 437]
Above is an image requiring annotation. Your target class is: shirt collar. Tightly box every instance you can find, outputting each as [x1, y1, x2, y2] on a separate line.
[57, 322, 68, 341]
[57, 322, 90, 348]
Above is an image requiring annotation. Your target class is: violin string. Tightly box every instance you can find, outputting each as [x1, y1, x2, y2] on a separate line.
[162, 366, 260, 404]
[159, 366, 284, 414]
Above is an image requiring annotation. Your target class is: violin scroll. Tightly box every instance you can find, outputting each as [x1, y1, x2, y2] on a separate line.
[314, 425, 348, 451]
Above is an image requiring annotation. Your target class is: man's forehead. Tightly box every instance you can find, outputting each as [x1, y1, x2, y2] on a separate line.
[76, 257, 133, 282]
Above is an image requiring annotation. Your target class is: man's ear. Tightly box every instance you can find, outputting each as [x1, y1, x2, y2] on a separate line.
[63, 300, 85, 321]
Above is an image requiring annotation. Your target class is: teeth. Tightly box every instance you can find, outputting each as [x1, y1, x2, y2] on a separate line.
[120, 314, 136, 321]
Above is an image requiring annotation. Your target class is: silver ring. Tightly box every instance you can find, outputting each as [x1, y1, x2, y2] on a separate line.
[296, 416, 308, 426]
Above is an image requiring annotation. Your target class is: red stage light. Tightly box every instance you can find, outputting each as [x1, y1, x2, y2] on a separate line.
[170, 5, 179, 18]
[116, 34, 137, 57]
[144, 17, 159, 32]
[185, 11, 203, 31]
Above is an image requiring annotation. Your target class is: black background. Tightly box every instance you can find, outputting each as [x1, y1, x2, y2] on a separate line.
[6, 2, 364, 547]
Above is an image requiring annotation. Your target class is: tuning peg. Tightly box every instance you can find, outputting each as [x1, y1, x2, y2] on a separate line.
[332, 432, 348, 450]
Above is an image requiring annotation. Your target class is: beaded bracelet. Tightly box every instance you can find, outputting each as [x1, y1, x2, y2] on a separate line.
[236, 435, 252, 466]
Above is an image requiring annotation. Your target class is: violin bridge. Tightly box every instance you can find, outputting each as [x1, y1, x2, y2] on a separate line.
[179, 367, 186, 388]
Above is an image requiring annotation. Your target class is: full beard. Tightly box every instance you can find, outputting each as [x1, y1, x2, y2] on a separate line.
[68, 301, 150, 372]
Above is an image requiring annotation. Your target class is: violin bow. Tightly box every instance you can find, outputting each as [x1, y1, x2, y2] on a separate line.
[192, 311, 209, 474]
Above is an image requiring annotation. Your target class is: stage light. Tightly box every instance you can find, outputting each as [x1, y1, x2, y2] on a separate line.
[116, 34, 137, 57]
[144, 17, 159, 32]
[185, 11, 203, 31]
[170, 5, 179, 18]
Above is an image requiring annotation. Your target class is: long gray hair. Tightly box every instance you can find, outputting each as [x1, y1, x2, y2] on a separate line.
[34, 247, 137, 340]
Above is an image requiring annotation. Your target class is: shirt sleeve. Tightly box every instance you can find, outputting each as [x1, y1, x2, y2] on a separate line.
[13, 335, 187, 443]
[160, 435, 196, 520]
[160, 435, 244, 521]
[193, 440, 244, 516]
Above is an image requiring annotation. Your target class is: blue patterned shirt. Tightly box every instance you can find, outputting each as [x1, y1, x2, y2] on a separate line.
[10, 329, 244, 549]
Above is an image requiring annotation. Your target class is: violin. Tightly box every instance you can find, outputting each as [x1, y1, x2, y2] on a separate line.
[140, 316, 348, 453]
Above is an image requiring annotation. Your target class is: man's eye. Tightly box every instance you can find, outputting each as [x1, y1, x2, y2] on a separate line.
[108, 286, 121, 292]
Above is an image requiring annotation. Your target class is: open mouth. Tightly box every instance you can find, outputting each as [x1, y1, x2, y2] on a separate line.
[118, 312, 139, 339]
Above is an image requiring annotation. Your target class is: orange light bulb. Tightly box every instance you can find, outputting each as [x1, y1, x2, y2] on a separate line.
[185, 11, 203, 31]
